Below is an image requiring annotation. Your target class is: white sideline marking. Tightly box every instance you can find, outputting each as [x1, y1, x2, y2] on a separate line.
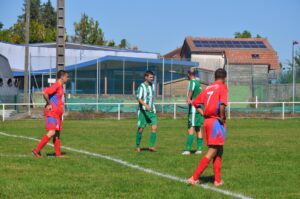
[0, 132, 252, 199]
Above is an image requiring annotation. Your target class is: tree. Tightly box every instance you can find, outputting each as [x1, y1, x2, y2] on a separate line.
[118, 39, 129, 48]
[0, 22, 3, 30]
[74, 14, 106, 45]
[40, 0, 56, 29]
[234, 30, 263, 38]
[107, 40, 115, 47]
[279, 48, 300, 83]
[234, 30, 252, 38]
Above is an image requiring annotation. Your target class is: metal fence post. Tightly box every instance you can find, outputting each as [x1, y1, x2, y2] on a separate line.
[228, 102, 231, 119]
[173, 103, 176, 119]
[118, 103, 121, 120]
[282, 102, 285, 120]
[2, 104, 4, 122]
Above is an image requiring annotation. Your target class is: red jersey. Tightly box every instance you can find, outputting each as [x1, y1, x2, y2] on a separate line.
[192, 81, 228, 118]
[44, 82, 65, 117]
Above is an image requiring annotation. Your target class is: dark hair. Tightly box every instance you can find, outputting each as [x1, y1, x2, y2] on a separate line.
[144, 70, 154, 77]
[214, 68, 227, 80]
[188, 68, 196, 76]
[57, 70, 68, 79]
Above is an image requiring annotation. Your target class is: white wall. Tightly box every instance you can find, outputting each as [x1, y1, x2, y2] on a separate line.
[191, 54, 225, 71]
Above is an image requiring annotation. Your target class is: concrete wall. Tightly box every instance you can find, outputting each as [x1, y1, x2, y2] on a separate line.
[191, 54, 225, 71]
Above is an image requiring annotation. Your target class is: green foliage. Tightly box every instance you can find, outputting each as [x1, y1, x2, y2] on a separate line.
[74, 14, 106, 46]
[107, 40, 115, 47]
[0, 0, 57, 44]
[279, 49, 300, 83]
[118, 38, 129, 48]
[234, 30, 263, 38]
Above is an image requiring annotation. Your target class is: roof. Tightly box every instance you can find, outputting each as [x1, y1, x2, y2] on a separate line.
[0, 41, 158, 55]
[181, 37, 280, 70]
[13, 55, 198, 77]
[164, 47, 182, 59]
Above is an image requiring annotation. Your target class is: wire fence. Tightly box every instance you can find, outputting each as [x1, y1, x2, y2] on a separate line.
[1, 101, 300, 122]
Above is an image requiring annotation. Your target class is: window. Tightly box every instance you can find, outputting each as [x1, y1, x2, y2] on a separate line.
[7, 78, 12, 87]
[0, 78, 3, 87]
[252, 54, 260, 59]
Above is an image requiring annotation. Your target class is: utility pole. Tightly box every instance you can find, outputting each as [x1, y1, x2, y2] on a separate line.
[56, 0, 65, 73]
[292, 40, 298, 113]
[24, 0, 30, 104]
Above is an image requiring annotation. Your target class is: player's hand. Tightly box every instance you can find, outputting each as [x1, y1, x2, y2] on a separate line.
[146, 105, 152, 112]
[217, 117, 226, 124]
[45, 104, 52, 110]
[186, 99, 192, 104]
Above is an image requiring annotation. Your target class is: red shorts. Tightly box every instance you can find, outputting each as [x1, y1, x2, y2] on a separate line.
[45, 115, 62, 131]
[203, 118, 226, 146]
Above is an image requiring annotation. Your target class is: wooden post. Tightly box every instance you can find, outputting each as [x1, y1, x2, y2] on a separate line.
[132, 81, 135, 96]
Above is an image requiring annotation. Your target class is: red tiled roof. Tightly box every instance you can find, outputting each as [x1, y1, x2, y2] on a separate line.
[164, 47, 182, 59]
[181, 37, 280, 70]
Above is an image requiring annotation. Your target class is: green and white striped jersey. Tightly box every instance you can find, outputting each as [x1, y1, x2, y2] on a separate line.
[188, 79, 202, 115]
[136, 82, 156, 113]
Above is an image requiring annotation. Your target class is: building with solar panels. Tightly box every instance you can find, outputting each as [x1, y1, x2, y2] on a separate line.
[164, 37, 281, 102]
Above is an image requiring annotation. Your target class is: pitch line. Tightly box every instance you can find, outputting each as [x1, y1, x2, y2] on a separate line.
[0, 132, 252, 199]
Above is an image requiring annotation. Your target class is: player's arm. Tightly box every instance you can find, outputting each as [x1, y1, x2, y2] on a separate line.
[219, 104, 226, 124]
[43, 84, 58, 110]
[186, 81, 194, 104]
[192, 91, 204, 115]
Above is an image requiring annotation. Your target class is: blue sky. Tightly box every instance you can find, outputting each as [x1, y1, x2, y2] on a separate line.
[0, 0, 299, 67]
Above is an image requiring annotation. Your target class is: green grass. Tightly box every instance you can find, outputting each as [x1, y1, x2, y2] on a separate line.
[0, 118, 300, 199]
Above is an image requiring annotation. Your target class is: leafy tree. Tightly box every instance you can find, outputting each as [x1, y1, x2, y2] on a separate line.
[107, 40, 115, 47]
[234, 30, 252, 38]
[0, 22, 3, 30]
[118, 39, 129, 48]
[40, 0, 56, 29]
[279, 49, 300, 83]
[74, 14, 105, 45]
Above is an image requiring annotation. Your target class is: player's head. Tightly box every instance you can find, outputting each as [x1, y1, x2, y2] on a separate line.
[214, 68, 227, 83]
[187, 68, 196, 80]
[57, 70, 69, 84]
[144, 70, 155, 83]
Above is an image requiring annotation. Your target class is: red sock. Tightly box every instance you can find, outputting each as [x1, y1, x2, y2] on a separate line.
[34, 135, 50, 153]
[193, 156, 211, 180]
[213, 156, 222, 183]
[53, 137, 61, 156]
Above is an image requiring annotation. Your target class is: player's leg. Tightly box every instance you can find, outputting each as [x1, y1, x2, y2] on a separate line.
[149, 112, 157, 151]
[182, 126, 194, 155]
[33, 130, 56, 157]
[188, 146, 218, 184]
[53, 131, 61, 156]
[195, 126, 203, 154]
[149, 124, 157, 151]
[213, 146, 224, 186]
[136, 110, 147, 152]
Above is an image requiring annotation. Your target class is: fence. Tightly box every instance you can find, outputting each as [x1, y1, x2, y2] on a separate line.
[1, 101, 300, 122]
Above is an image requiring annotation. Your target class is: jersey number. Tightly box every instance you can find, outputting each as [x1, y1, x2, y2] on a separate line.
[207, 91, 214, 105]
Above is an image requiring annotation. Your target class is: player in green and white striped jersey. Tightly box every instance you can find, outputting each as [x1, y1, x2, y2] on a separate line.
[182, 69, 204, 155]
[135, 70, 157, 152]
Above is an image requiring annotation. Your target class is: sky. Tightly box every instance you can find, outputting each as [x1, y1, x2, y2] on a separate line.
[0, 0, 299, 67]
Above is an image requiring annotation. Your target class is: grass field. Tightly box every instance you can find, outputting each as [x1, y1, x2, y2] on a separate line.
[0, 118, 299, 199]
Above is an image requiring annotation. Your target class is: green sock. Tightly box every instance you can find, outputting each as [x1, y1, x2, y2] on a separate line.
[136, 131, 142, 148]
[197, 137, 203, 151]
[185, 134, 194, 151]
[149, 132, 156, 148]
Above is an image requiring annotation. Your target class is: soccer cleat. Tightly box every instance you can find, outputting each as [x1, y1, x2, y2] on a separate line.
[195, 150, 202, 155]
[136, 148, 141, 152]
[149, 147, 156, 152]
[32, 150, 43, 158]
[214, 180, 224, 187]
[188, 176, 199, 185]
[182, 151, 191, 155]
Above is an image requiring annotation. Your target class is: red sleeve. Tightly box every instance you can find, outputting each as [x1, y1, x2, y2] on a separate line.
[44, 83, 58, 95]
[220, 85, 228, 106]
[192, 91, 204, 107]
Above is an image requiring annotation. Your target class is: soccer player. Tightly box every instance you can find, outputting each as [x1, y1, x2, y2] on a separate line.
[188, 68, 228, 187]
[135, 70, 157, 152]
[182, 69, 204, 155]
[32, 70, 69, 158]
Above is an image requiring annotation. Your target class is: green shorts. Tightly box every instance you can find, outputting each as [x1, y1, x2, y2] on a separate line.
[137, 110, 157, 128]
[188, 112, 204, 128]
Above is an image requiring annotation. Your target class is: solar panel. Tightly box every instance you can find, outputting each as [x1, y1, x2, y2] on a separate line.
[193, 40, 267, 49]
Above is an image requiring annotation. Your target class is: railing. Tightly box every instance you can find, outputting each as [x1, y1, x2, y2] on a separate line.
[1, 102, 300, 121]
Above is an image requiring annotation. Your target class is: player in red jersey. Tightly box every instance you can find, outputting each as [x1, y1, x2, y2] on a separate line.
[32, 70, 69, 158]
[188, 68, 228, 187]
